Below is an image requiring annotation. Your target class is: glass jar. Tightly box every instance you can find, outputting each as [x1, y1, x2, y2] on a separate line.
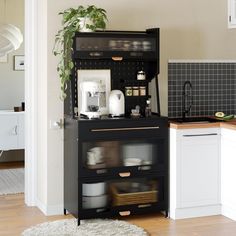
[139, 86, 146, 96]
[132, 87, 139, 96]
[125, 87, 133, 96]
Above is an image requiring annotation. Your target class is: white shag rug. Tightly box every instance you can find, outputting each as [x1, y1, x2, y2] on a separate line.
[22, 218, 148, 236]
[0, 168, 24, 195]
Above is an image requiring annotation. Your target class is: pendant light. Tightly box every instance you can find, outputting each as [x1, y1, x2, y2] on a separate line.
[0, 0, 23, 57]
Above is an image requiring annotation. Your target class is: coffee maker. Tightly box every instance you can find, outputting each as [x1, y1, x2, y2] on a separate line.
[79, 81, 108, 119]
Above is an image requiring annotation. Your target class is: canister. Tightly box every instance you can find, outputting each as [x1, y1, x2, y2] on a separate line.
[125, 87, 132, 96]
[139, 86, 146, 96]
[137, 71, 146, 80]
[132, 87, 139, 96]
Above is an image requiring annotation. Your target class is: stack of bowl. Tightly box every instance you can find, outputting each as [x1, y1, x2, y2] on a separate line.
[82, 182, 108, 209]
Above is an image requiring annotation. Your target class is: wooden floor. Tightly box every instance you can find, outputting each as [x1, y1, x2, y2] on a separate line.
[1, 162, 236, 236]
[1, 195, 236, 235]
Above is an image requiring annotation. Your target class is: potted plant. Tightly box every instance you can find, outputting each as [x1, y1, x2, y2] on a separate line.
[53, 5, 108, 99]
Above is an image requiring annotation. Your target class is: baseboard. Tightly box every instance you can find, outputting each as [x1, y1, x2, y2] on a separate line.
[170, 204, 221, 220]
[36, 199, 64, 216]
[222, 204, 236, 221]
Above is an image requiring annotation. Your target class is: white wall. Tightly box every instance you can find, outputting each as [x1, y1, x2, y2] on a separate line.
[37, 0, 236, 215]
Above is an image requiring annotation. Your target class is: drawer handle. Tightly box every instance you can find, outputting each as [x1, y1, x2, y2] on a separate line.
[138, 204, 152, 208]
[91, 126, 160, 132]
[119, 211, 131, 216]
[112, 56, 123, 61]
[183, 133, 218, 137]
[12, 125, 17, 135]
[119, 172, 131, 177]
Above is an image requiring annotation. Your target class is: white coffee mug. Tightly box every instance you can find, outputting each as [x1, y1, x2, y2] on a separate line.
[87, 152, 96, 165]
[90, 147, 104, 163]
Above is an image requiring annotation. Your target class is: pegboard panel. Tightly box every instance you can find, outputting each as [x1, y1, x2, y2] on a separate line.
[72, 59, 155, 116]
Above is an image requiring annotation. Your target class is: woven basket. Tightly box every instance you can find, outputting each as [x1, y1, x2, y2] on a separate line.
[110, 182, 158, 206]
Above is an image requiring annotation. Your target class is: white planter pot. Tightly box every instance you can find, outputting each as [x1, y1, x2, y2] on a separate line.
[78, 17, 93, 32]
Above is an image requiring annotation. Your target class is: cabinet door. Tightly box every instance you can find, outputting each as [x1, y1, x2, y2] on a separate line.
[17, 113, 25, 149]
[0, 115, 18, 150]
[228, 0, 236, 28]
[221, 129, 236, 209]
[178, 132, 220, 208]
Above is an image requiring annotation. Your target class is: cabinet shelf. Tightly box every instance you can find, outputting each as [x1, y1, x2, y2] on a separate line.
[80, 165, 166, 178]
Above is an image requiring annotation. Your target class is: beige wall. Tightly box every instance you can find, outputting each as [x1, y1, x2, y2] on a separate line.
[48, 0, 236, 115]
[0, 0, 24, 162]
[42, 0, 236, 212]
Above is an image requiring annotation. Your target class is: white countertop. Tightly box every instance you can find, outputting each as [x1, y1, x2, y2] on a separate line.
[0, 110, 25, 114]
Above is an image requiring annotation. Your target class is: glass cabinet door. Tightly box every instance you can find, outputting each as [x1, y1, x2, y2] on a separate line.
[76, 37, 156, 52]
[81, 176, 164, 211]
[81, 138, 165, 172]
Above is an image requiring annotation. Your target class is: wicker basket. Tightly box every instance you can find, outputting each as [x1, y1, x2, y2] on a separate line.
[110, 181, 158, 206]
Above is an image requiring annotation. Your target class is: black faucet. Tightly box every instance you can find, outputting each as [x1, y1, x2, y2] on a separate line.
[182, 81, 193, 120]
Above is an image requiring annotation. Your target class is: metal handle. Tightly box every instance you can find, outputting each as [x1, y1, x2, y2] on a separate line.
[119, 211, 131, 216]
[91, 126, 159, 132]
[183, 133, 218, 137]
[119, 172, 131, 177]
[112, 56, 123, 61]
[12, 125, 17, 135]
[138, 204, 152, 208]
[89, 52, 102, 57]
[15, 125, 18, 135]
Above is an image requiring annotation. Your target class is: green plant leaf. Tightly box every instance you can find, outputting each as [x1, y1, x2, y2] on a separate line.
[53, 5, 108, 99]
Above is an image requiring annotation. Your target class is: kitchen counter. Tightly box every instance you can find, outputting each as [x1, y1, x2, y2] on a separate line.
[169, 119, 236, 130]
[169, 118, 236, 221]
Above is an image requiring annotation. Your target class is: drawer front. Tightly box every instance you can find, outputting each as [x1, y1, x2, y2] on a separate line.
[79, 201, 166, 220]
[80, 165, 166, 178]
[78, 118, 168, 141]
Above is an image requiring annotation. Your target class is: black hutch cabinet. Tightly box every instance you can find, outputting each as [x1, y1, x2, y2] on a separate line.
[64, 28, 169, 225]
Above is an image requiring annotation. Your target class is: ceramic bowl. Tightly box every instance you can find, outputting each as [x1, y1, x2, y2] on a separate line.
[82, 194, 108, 209]
[124, 157, 142, 166]
[82, 182, 106, 196]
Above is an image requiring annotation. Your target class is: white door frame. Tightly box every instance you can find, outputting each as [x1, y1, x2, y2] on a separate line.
[24, 0, 38, 206]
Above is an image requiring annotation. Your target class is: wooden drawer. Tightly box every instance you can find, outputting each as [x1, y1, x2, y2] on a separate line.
[78, 117, 168, 141]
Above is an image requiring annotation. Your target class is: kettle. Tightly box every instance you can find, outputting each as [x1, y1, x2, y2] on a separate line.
[109, 90, 125, 117]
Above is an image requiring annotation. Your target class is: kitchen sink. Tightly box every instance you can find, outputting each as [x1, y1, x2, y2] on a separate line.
[170, 117, 220, 123]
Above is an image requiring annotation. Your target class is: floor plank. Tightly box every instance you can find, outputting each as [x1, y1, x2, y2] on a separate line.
[1, 194, 236, 236]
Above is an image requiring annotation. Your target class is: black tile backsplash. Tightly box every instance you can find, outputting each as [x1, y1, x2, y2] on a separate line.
[168, 62, 236, 118]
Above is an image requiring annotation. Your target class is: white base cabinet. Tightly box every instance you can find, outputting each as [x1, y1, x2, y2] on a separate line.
[221, 128, 236, 221]
[0, 111, 25, 150]
[170, 128, 221, 219]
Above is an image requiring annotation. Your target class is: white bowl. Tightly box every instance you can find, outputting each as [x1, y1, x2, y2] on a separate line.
[82, 182, 106, 196]
[82, 194, 108, 209]
[124, 158, 142, 166]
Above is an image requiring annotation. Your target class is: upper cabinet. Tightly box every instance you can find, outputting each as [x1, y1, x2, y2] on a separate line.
[73, 29, 159, 61]
[228, 0, 236, 28]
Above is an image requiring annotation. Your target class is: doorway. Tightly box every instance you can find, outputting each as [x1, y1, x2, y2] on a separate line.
[0, 0, 25, 196]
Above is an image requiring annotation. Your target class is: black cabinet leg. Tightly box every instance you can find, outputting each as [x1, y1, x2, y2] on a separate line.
[165, 210, 169, 218]
[78, 218, 80, 226]
[64, 208, 67, 215]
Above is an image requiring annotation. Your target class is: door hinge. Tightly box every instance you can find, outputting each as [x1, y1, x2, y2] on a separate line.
[229, 15, 232, 22]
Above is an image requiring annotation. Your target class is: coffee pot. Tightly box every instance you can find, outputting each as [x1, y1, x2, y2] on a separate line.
[109, 90, 125, 117]
[79, 81, 107, 119]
